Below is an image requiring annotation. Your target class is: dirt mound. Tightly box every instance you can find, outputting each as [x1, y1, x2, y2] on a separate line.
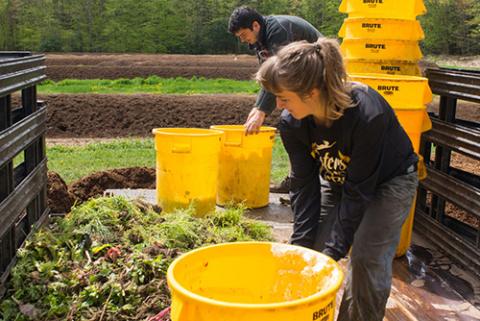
[47, 171, 74, 213]
[46, 53, 258, 80]
[69, 167, 156, 203]
[43, 94, 282, 138]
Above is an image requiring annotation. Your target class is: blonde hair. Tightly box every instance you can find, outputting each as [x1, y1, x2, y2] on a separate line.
[256, 38, 354, 122]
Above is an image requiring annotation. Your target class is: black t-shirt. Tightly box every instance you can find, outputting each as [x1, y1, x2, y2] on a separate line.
[280, 84, 418, 258]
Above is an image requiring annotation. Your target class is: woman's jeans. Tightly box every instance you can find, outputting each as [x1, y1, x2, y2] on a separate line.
[313, 172, 418, 321]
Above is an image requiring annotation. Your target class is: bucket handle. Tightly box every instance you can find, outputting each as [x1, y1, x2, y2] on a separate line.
[416, 0, 427, 16]
[421, 110, 432, 132]
[172, 143, 192, 153]
[224, 131, 243, 147]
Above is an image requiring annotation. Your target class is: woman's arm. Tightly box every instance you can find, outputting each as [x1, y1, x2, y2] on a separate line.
[280, 115, 321, 248]
[323, 113, 387, 260]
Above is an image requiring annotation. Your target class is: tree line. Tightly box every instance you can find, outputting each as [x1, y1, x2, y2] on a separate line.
[0, 0, 478, 55]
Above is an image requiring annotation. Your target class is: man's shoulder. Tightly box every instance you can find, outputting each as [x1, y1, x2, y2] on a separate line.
[265, 15, 308, 29]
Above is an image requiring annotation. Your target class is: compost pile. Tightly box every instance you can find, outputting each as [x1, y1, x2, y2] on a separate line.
[0, 197, 273, 321]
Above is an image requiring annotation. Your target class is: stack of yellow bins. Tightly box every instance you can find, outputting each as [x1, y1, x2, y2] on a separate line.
[339, 0, 426, 76]
[338, 0, 433, 257]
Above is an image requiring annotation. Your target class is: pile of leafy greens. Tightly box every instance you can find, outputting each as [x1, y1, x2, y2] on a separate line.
[0, 196, 273, 321]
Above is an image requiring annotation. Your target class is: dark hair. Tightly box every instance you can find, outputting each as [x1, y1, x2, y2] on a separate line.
[256, 38, 355, 122]
[228, 6, 265, 34]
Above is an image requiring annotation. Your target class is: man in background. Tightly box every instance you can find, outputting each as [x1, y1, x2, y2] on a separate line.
[228, 6, 322, 193]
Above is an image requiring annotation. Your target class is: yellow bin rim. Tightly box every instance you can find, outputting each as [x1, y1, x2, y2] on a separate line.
[339, 0, 427, 18]
[152, 127, 223, 137]
[345, 58, 421, 64]
[339, 18, 424, 40]
[167, 241, 344, 309]
[348, 73, 433, 108]
[348, 73, 428, 82]
[210, 124, 277, 133]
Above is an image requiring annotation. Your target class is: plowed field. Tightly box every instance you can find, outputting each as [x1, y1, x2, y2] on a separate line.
[46, 53, 258, 80]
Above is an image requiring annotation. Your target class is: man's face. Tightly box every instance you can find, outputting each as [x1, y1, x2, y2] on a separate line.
[234, 22, 261, 45]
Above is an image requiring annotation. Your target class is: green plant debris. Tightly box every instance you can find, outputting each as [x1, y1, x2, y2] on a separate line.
[0, 196, 273, 321]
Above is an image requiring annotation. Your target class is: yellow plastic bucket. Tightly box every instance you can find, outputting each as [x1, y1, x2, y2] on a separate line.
[152, 128, 223, 216]
[341, 39, 422, 61]
[339, 0, 427, 20]
[339, 18, 424, 40]
[349, 73, 432, 109]
[211, 125, 276, 208]
[167, 242, 344, 321]
[345, 59, 421, 76]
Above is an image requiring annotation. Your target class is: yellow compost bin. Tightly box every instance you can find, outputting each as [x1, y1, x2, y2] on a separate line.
[339, 0, 426, 20]
[211, 125, 276, 208]
[167, 242, 344, 321]
[349, 74, 433, 256]
[152, 128, 223, 216]
[339, 18, 424, 41]
[345, 59, 421, 76]
[341, 39, 422, 61]
[349, 73, 432, 110]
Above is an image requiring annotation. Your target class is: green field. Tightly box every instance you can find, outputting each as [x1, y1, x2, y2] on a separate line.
[38, 77, 259, 95]
[47, 137, 289, 184]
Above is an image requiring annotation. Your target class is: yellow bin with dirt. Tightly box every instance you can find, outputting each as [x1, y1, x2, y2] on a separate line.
[345, 59, 421, 76]
[167, 242, 344, 321]
[339, 18, 424, 41]
[152, 128, 223, 216]
[341, 39, 422, 61]
[349, 74, 432, 256]
[339, 0, 427, 20]
[211, 125, 276, 208]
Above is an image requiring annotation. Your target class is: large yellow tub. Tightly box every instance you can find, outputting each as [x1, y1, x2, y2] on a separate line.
[341, 39, 422, 61]
[345, 59, 421, 76]
[167, 242, 343, 321]
[339, 0, 427, 20]
[339, 18, 424, 41]
[152, 128, 223, 216]
[349, 73, 432, 109]
[211, 125, 276, 208]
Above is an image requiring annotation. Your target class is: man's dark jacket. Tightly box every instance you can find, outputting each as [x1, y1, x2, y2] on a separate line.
[252, 15, 322, 114]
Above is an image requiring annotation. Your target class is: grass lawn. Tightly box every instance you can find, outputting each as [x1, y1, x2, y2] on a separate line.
[47, 136, 289, 184]
[38, 76, 259, 95]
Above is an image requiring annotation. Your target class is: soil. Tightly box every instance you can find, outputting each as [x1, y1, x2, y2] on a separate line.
[46, 53, 258, 80]
[41, 53, 479, 223]
[68, 167, 156, 204]
[47, 171, 74, 213]
[42, 93, 282, 138]
[47, 167, 157, 213]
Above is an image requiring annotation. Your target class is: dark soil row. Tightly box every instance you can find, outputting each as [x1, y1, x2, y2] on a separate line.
[43, 94, 281, 138]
